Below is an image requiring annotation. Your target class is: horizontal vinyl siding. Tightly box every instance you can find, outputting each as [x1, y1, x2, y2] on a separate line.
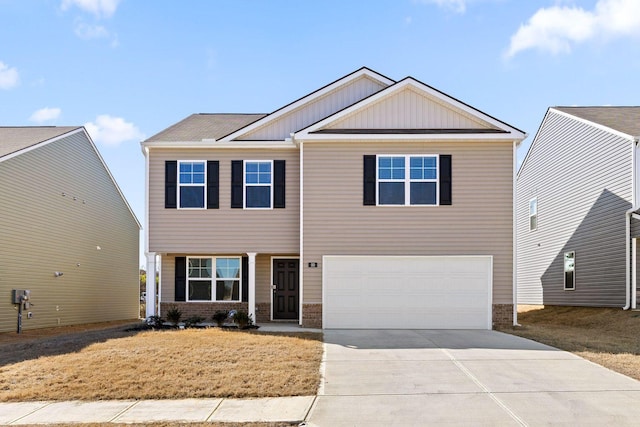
[0, 132, 139, 332]
[327, 87, 491, 130]
[149, 148, 299, 254]
[517, 110, 633, 306]
[302, 140, 514, 305]
[238, 76, 387, 140]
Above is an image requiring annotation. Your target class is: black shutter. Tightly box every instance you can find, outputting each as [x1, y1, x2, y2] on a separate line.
[231, 160, 243, 208]
[440, 155, 452, 205]
[165, 161, 177, 209]
[207, 160, 219, 209]
[274, 160, 286, 208]
[241, 256, 248, 302]
[363, 155, 376, 205]
[175, 257, 186, 302]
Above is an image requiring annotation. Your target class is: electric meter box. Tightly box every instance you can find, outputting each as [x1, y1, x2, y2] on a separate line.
[11, 289, 30, 304]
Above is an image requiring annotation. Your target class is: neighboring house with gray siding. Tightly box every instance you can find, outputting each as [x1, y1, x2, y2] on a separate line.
[143, 67, 525, 330]
[0, 127, 141, 333]
[517, 107, 640, 308]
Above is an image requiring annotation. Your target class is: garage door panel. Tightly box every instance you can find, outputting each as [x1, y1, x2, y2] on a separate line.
[323, 256, 492, 329]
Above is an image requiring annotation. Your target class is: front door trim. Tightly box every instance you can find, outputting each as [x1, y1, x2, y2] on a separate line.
[270, 256, 300, 321]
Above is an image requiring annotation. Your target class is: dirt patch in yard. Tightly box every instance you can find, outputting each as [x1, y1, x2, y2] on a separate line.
[499, 305, 640, 380]
[0, 322, 323, 401]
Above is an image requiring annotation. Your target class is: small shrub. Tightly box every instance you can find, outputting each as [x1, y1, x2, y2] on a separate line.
[234, 310, 253, 329]
[212, 310, 229, 327]
[184, 315, 205, 328]
[166, 305, 182, 326]
[145, 315, 164, 329]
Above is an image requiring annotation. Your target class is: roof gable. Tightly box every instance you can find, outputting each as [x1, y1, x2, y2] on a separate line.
[223, 67, 394, 141]
[296, 77, 526, 141]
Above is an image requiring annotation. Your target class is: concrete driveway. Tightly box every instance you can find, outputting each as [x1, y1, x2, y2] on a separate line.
[306, 330, 640, 426]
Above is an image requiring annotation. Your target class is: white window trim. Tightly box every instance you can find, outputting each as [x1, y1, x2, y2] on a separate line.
[564, 251, 576, 291]
[529, 197, 538, 231]
[177, 160, 207, 210]
[376, 154, 439, 206]
[186, 256, 242, 302]
[243, 160, 274, 210]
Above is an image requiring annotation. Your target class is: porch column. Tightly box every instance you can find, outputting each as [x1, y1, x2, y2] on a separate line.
[145, 252, 157, 318]
[247, 252, 257, 323]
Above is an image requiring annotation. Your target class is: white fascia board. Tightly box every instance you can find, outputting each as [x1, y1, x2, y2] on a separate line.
[296, 78, 527, 140]
[0, 127, 84, 163]
[141, 140, 297, 149]
[219, 68, 395, 142]
[550, 108, 636, 141]
[297, 132, 523, 142]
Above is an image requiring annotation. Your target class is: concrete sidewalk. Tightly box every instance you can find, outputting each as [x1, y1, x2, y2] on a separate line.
[0, 396, 315, 425]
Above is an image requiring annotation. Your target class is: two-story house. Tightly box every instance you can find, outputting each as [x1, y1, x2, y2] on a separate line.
[517, 107, 640, 309]
[142, 67, 526, 329]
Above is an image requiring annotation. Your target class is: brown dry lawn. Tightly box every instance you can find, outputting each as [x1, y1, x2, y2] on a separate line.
[499, 305, 640, 380]
[0, 321, 323, 402]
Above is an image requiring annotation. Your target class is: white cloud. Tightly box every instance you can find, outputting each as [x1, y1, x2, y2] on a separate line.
[506, 0, 640, 58]
[0, 61, 19, 90]
[61, 0, 121, 19]
[418, 0, 467, 13]
[30, 107, 62, 123]
[85, 115, 144, 146]
[74, 20, 110, 39]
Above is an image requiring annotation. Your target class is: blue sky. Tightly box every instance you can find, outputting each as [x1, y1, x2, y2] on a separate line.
[2, 0, 640, 265]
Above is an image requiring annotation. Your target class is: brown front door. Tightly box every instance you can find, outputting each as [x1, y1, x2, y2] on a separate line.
[273, 259, 299, 320]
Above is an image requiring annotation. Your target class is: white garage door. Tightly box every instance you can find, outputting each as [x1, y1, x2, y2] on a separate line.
[323, 256, 492, 329]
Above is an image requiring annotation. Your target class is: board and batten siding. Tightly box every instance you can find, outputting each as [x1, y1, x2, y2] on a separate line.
[301, 140, 514, 305]
[148, 148, 299, 254]
[326, 87, 493, 130]
[237, 76, 387, 141]
[0, 132, 139, 332]
[517, 110, 633, 306]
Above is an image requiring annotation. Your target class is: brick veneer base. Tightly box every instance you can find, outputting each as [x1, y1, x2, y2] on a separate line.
[255, 303, 271, 323]
[160, 302, 248, 322]
[492, 304, 514, 329]
[302, 303, 322, 328]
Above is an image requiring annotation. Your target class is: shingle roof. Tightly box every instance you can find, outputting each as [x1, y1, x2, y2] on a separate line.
[554, 107, 640, 137]
[0, 126, 81, 158]
[144, 113, 267, 142]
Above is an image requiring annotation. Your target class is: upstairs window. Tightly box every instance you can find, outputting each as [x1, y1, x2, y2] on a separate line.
[178, 161, 206, 208]
[244, 161, 273, 208]
[564, 251, 575, 290]
[529, 198, 538, 231]
[377, 155, 438, 205]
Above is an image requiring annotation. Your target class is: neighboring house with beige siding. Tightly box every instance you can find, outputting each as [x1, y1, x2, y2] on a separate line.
[143, 67, 525, 329]
[517, 107, 640, 309]
[0, 127, 140, 333]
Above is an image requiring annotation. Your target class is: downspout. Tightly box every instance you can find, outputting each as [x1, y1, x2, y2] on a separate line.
[295, 133, 304, 326]
[513, 140, 518, 326]
[624, 137, 640, 310]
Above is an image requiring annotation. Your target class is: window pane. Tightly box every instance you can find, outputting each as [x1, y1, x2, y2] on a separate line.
[246, 172, 259, 184]
[180, 186, 204, 208]
[410, 156, 437, 180]
[379, 157, 391, 168]
[259, 162, 271, 173]
[246, 162, 258, 172]
[392, 157, 404, 168]
[258, 171, 271, 184]
[410, 182, 437, 205]
[246, 186, 271, 208]
[180, 173, 192, 184]
[216, 280, 239, 301]
[379, 168, 391, 180]
[193, 172, 205, 184]
[189, 280, 211, 300]
[410, 167, 423, 180]
[379, 156, 404, 181]
[379, 182, 404, 205]
[192, 163, 205, 173]
[216, 258, 240, 279]
[180, 163, 192, 173]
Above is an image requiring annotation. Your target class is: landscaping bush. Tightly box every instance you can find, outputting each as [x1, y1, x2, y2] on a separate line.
[212, 310, 229, 327]
[165, 305, 182, 326]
